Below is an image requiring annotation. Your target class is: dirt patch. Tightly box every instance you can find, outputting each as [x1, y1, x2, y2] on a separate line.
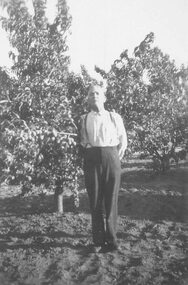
[0, 166, 188, 285]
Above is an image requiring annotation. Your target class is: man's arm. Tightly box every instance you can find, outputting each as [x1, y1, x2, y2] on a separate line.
[78, 114, 90, 158]
[116, 114, 128, 160]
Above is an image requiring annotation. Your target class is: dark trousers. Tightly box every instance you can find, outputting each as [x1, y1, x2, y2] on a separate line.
[83, 146, 121, 246]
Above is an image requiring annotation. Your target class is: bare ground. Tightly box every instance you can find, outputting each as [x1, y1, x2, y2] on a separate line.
[0, 162, 188, 285]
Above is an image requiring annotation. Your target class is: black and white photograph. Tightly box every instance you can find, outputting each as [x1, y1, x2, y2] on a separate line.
[0, 0, 188, 284]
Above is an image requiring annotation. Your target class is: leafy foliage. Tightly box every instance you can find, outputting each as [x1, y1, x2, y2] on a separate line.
[0, 0, 82, 203]
[96, 33, 188, 171]
[1, 0, 188, 204]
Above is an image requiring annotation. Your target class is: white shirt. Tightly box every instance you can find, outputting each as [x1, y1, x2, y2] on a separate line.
[80, 110, 127, 148]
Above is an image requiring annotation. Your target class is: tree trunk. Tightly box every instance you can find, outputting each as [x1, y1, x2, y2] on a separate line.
[161, 155, 170, 173]
[54, 188, 64, 213]
[152, 155, 170, 173]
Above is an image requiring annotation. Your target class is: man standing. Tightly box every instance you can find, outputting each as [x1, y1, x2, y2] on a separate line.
[80, 83, 127, 252]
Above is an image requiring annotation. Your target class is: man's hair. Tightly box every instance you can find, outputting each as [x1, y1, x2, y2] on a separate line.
[88, 82, 105, 95]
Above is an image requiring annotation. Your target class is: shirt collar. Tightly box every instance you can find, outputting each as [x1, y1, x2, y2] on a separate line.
[90, 109, 107, 116]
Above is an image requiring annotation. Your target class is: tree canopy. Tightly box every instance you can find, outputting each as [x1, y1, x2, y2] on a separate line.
[0, 0, 83, 209]
[96, 32, 188, 171]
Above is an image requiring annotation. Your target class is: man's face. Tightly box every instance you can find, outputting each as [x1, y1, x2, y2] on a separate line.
[25, 88, 31, 94]
[87, 85, 106, 109]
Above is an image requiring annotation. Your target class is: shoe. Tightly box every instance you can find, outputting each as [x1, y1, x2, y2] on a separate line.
[103, 243, 119, 252]
[87, 243, 104, 253]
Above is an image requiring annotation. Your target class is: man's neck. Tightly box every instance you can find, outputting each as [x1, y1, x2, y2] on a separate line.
[91, 105, 105, 113]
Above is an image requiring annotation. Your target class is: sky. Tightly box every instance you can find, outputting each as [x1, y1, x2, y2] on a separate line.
[0, 0, 188, 79]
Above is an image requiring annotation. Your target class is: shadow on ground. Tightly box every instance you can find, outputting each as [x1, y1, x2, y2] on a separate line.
[0, 167, 187, 222]
[0, 166, 188, 285]
[0, 191, 187, 222]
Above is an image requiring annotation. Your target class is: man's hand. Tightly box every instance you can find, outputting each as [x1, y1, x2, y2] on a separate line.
[118, 145, 125, 160]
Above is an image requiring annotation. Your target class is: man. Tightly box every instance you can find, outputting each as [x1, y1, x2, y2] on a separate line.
[80, 83, 127, 252]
